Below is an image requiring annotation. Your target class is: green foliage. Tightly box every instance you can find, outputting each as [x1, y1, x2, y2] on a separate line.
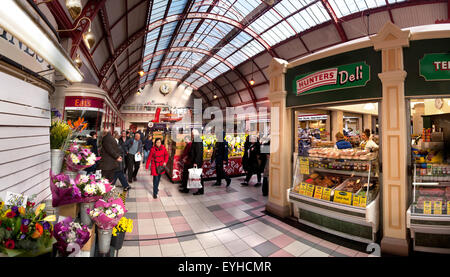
[50, 121, 71, 149]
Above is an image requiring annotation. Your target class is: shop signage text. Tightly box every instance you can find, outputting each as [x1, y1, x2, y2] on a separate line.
[294, 62, 370, 96]
[420, 53, 450, 81]
[65, 97, 104, 110]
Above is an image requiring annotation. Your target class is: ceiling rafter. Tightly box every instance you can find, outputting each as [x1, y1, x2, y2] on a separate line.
[320, 0, 348, 42]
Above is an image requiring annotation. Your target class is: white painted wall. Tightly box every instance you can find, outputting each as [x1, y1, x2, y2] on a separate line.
[0, 71, 51, 203]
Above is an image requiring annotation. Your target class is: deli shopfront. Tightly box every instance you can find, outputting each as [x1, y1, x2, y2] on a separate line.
[266, 21, 450, 256]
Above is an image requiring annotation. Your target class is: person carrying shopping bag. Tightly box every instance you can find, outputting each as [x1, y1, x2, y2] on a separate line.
[146, 138, 168, 199]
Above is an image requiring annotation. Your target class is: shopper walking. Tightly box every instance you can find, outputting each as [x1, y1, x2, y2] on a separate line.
[118, 130, 131, 175]
[125, 133, 143, 183]
[241, 135, 262, 187]
[98, 129, 122, 183]
[111, 131, 131, 191]
[143, 134, 153, 166]
[179, 136, 192, 192]
[146, 138, 168, 199]
[212, 131, 231, 188]
[180, 129, 204, 195]
[85, 131, 98, 174]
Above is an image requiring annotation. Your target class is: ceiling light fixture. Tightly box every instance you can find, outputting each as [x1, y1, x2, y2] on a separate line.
[0, 0, 83, 82]
[37, 0, 82, 20]
[363, 103, 375, 111]
[74, 54, 82, 68]
[57, 17, 95, 49]
[213, 94, 218, 99]
[249, 60, 255, 86]
[138, 69, 145, 77]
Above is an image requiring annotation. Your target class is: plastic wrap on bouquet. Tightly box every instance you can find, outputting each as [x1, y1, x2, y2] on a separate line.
[65, 143, 101, 172]
[50, 170, 82, 207]
[88, 198, 127, 230]
[75, 174, 113, 203]
[53, 217, 91, 257]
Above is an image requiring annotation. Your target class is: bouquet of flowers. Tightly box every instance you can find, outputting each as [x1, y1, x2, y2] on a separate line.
[53, 217, 90, 257]
[88, 198, 127, 230]
[49, 171, 82, 207]
[76, 174, 113, 202]
[50, 120, 72, 150]
[112, 217, 133, 237]
[0, 198, 56, 257]
[65, 143, 101, 172]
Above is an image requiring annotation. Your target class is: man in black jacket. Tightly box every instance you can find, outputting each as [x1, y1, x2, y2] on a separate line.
[85, 131, 98, 174]
[185, 129, 204, 195]
[98, 129, 122, 182]
[118, 130, 130, 175]
[212, 131, 231, 187]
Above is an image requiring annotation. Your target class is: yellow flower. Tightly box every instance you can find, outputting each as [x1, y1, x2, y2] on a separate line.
[18, 207, 25, 215]
[3, 209, 11, 217]
[0, 201, 3, 211]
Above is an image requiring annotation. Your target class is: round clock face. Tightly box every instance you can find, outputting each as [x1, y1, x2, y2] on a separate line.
[435, 98, 444, 109]
[160, 83, 170, 95]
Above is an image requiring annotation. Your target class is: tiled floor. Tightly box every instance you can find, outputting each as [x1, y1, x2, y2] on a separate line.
[117, 164, 369, 257]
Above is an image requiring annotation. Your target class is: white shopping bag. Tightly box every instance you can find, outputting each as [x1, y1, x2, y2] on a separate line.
[134, 153, 142, 162]
[187, 166, 203, 189]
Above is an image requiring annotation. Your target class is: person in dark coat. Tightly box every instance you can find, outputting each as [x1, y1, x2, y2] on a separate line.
[143, 134, 153, 165]
[98, 129, 122, 183]
[118, 130, 131, 175]
[111, 132, 131, 191]
[242, 135, 251, 173]
[212, 131, 231, 187]
[241, 135, 262, 187]
[146, 138, 168, 199]
[179, 136, 192, 193]
[260, 137, 270, 196]
[85, 131, 98, 174]
[180, 129, 204, 195]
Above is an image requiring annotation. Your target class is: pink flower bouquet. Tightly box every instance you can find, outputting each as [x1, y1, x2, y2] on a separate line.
[49, 170, 82, 207]
[76, 174, 113, 203]
[65, 143, 100, 172]
[53, 217, 91, 257]
[87, 198, 127, 230]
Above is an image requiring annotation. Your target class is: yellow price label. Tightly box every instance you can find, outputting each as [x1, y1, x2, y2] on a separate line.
[305, 184, 315, 197]
[299, 158, 310, 175]
[434, 201, 442, 215]
[448, 201, 450, 215]
[314, 186, 323, 199]
[359, 196, 367, 208]
[353, 195, 360, 207]
[424, 201, 432, 215]
[333, 190, 352, 205]
[299, 183, 307, 195]
[322, 188, 331, 201]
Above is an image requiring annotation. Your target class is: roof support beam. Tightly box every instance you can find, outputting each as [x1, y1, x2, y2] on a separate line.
[320, 0, 348, 42]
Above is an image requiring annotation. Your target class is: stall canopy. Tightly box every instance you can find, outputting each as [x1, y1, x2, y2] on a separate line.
[42, 0, 448, 109]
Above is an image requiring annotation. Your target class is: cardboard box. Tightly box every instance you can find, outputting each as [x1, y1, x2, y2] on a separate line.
[81, 225, 96, 251]
[57, 203, 79, 218]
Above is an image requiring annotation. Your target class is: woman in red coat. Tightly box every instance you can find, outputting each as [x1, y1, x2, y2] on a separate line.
[145, 138, 168, 199]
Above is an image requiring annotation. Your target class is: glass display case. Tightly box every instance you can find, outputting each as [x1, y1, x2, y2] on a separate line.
[289, 147, 380, 243]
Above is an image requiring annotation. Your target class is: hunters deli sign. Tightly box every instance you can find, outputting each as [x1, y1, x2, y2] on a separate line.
[294, 62, 370, 96]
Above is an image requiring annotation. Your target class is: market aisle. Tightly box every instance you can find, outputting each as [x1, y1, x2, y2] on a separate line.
[117, 165, 369, 257]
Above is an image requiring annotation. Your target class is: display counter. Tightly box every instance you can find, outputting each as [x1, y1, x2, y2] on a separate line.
[288, 149, 380, 243]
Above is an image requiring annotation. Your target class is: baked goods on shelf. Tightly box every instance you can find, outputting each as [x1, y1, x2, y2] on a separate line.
[308, 148, 377, 160]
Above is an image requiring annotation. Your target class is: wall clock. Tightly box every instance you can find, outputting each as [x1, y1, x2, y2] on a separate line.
[159, 83, 171, 96]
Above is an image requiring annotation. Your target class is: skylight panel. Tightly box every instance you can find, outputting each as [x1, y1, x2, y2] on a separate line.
[168, 0, 187, 15]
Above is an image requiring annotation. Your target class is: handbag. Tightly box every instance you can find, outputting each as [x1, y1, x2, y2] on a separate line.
[134, 153, 142, 162]
[156, 165, 165, 175]
[187, 166, 203, 189]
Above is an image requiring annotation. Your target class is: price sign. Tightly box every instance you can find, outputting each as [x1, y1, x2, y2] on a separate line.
[333, 190, 352, 205]
[322, 188, 331, 201]
[434, 201, 442, 215]
[299, 183, 307, 195]
[448, 201, 450, 215]
[424, 201, 432, 215]
[359, 196, 367, 208]
[353, 195, 360, 207]
[305, 184, 315, 197]
[313, 186, 323, 199]
[299, 158, 310, 175]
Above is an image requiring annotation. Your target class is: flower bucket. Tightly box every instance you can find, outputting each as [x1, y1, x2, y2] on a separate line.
[64, 170, 78, 180]
[97, 228, 112, 254]
[51, 149, 65, 174]
[110, 231, 126, 250]
[80, 202, 95, 226]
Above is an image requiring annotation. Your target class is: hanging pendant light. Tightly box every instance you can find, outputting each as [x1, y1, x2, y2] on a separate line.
[82, 26, 95, 49]
[66, 0, 82, 20]
[74, 54, 82, 68]
[249, 60, 255, 86]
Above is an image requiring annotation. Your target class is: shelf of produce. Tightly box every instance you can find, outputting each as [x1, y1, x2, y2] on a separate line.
[406, 206, 450, 254]
[288, 189, 379, 244]
[312, 167, 378, 178]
